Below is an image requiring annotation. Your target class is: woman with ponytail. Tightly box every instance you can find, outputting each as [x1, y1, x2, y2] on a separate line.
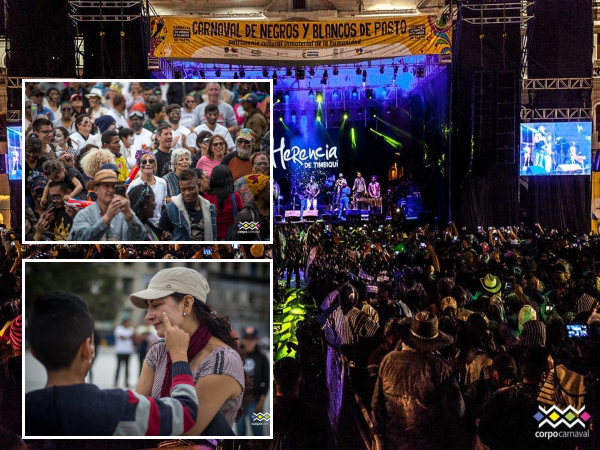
[131, 268, 251, 437]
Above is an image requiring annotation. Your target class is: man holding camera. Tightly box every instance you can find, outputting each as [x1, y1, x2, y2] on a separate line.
[68, 169, 146, 241]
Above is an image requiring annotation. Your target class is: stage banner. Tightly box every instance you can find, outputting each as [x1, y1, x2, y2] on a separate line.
[592, 172, 600, 233]
[150, 16, 452, 62]
[273, 122, 340, 210]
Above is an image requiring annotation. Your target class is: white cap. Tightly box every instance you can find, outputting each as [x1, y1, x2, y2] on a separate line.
[129, 267, 210, 309]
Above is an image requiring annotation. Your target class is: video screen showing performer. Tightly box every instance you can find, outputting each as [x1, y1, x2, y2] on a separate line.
[8, 126, 23, 180]
[520, 122, 591, 176]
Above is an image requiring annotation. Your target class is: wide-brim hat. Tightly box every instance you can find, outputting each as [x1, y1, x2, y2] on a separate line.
[399, 311, 454, 352]
[85, 88, 104, 99]
[85, 169, 124, 190]
[480, 274, 501, 294]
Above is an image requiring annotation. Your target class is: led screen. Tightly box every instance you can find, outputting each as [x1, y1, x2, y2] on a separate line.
[520, 122, 591, 176]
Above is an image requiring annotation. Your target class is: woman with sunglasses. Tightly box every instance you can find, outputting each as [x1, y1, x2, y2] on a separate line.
[127, 149, 167, 225]
[191, 131, 213, 168]
[234, 151, 270, 207]
[70, 114, 94, 153]
[52, 101, 76, 133]
[85, 88, 109, 119]
[196, 135, 228, 179]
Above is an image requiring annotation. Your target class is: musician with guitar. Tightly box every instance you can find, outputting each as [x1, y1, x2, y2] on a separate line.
[305, 176, 320, 211]
[533, 125, 551, 168]
[333, 173, 347, 212]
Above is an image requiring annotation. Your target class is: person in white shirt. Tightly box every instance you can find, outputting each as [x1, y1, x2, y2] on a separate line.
[166, 103, 192, 151]
[186, 103, 234, 151]
[179, 94, 197, 128]
[191, 82, 239, 136]
[129, 110, 153, 154]
[114, 319, 135, 388]
[106, 93, 128, 129]
[85, 88, 109, 119]
[119, 127, 137, 170]
[70, 114, 94, 153]
[127, 149, 167, 225]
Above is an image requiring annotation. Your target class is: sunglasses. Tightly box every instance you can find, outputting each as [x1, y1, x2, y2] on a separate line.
[50, 194, 64, 201]
[213, 142, 226, 147]
[61, 107, 73, 111]
[203, 138, 211, 143]
[237, 140, 252, 147]
[141, 159, 156, 166]
[81, 120, 92, 125]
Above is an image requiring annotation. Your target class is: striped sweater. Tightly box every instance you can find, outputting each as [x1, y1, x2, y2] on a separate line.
[25, 361, 198, 436]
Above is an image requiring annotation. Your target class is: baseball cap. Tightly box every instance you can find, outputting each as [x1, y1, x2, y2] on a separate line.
[99, 163, 119, 174]
[32, 177, 49, 192]
[240, 93, 259, 104]
[31, 88, 44, 97]
[241, 326, 259, 339]
[70, 93, 83, 102]
[129, 267, 210, 308]
[129, 110, 144, 119]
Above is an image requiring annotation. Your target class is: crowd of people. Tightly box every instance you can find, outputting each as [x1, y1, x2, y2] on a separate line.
[0, 229, 23, 445]
[24, 81, 271, 242]
[20, 243, 272, 260]
[273, 220, 600, 449]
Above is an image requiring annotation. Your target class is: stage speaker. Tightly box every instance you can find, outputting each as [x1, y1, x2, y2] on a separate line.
[6, 0, 76, 77]
[322, 214, 332, 220]
[79, 2, 148, 77]
[345, 209, 360, 215]
[274, 215, 283, 222]
[525, 166, 548, 176]
[346, 212, 362, 220]
[556, 164, 583, 173]
[289, 215, 302, 222]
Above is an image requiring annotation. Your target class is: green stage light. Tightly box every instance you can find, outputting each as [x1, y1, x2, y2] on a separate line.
[316, 110, 322, 122]
[316, 91, 324, 103]
[343, 110, 349, 120]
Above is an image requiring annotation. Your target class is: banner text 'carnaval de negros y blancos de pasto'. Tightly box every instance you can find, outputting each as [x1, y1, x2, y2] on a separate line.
[150, 16, 452, 62]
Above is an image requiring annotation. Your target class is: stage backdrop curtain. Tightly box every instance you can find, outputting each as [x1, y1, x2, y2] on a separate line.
[529, 176, 590, 233]
[460, 165, 519, 228]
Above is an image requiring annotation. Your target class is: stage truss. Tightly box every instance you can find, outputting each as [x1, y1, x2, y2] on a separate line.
[520, 107, 592, 121]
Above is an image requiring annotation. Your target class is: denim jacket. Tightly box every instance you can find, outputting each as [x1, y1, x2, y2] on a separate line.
[165, 194, 216, 241]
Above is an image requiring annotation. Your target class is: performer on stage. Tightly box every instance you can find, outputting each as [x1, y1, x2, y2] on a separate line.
[521, 144, 532, 171]
[570, 141, 583, 168]
[532, 125, 550, 167]
[554, 136, 569, 167]
[305, 176, 320, 211]
[352, 171, 366, 208]
[368, 176, 381, 214]
[337, 181, 351, 220]
[333, 173, 347, 211]
[10, 148, 21, 175]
